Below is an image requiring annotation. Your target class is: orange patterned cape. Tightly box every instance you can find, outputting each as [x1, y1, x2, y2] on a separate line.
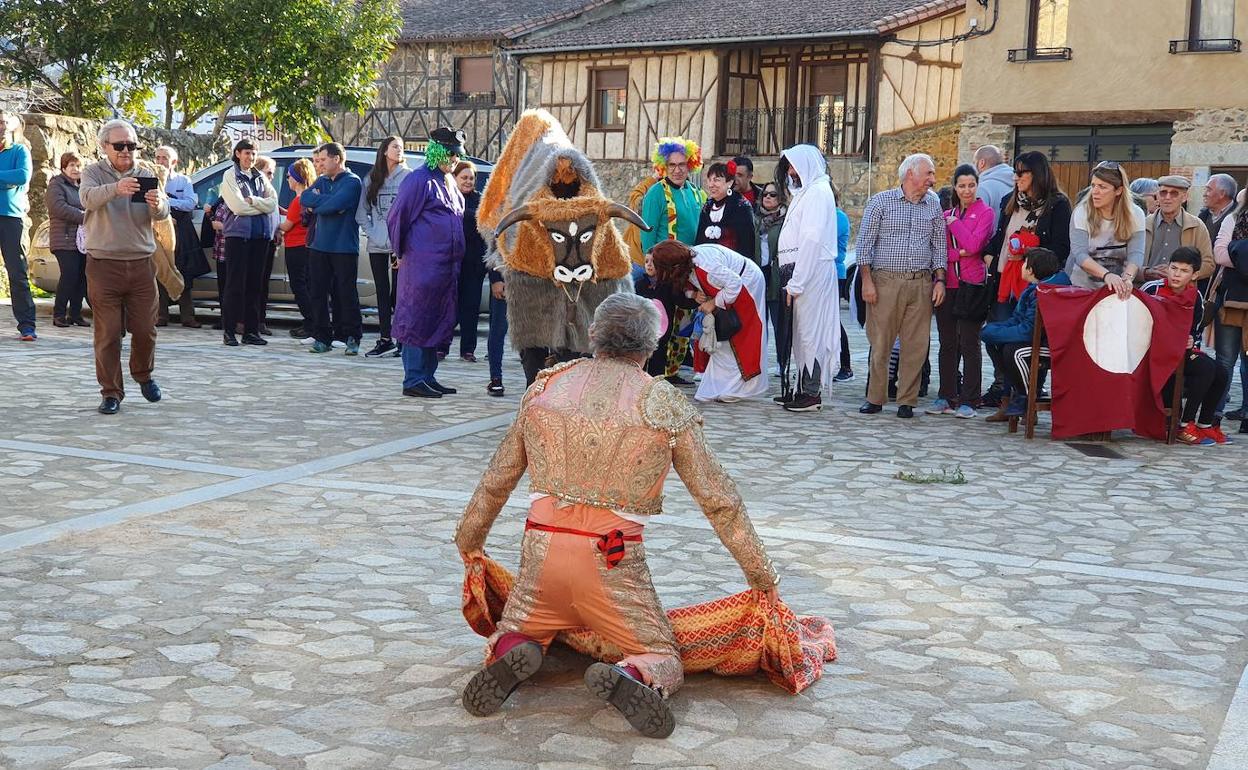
[462, 555, 837, 695]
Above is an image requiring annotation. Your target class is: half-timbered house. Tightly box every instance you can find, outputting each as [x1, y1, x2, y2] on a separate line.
[507, 0, 967, 213]
[322, 0, 614, 161]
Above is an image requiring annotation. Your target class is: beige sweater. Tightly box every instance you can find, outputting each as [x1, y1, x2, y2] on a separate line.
[80, 158, 170, 260]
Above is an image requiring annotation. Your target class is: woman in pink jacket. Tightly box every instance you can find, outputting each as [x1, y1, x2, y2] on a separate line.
[929, 164, 995, 418]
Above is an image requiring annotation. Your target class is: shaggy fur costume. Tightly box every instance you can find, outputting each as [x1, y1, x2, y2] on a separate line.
[477, 109, 636, 354]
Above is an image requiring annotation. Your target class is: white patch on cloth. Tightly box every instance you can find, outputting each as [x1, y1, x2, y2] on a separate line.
[1082, 294, 1153, 373]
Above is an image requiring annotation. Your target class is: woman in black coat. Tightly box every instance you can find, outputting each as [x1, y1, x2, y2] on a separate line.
[981, 150, 1072, 413]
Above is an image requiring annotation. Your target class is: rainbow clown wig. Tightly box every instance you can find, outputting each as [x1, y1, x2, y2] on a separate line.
[652, 137, 702, 173]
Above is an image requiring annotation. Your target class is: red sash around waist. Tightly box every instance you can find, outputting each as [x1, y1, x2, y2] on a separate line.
[525, 519, 642, 569]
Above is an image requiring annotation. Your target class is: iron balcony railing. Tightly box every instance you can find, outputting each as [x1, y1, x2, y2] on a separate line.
[721, 105, 871, 158]
[1169, 38, 1242, 53]
[1007, 46, 1073, 62]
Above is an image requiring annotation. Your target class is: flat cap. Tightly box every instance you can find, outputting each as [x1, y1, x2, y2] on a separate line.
[1156, 175, 1191, 189]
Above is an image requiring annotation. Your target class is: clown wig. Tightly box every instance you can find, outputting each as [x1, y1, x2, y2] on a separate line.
[652, 137, 702, 173]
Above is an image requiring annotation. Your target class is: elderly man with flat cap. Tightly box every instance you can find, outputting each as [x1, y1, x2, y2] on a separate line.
[388, 127, 467, 398]
[1139, 174, 1215, 284]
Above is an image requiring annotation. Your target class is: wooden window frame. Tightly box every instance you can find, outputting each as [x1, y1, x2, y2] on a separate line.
[589, 67, 628, 132]
[1181, 0, 1241, 52]
[1017, 0, 1072, 61]
[452, 56, 495, 104]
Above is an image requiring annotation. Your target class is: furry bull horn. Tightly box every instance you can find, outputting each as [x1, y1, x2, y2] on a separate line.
[605, 203, 650, 231]
[495, 205, 534, 236]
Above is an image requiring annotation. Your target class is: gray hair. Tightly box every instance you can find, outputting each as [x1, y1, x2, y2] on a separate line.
[589, 293, 660, 359]
[973, 145, 1004, 166]
[1208, 173, 1238, 202]
[899, 153, 935, 182]
[97, 119, 136, 147]
[1129, 177, 1159, 196]
[155, 145, 178, 163]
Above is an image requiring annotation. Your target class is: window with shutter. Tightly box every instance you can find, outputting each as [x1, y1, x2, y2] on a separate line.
[454, 58, 494, 103]
[592, 69, 628, 129]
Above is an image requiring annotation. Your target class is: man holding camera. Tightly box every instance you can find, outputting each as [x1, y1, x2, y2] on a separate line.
[80, 119, 170, 415]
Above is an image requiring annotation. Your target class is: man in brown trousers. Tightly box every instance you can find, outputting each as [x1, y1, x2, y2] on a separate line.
[81, 119, 170, 414]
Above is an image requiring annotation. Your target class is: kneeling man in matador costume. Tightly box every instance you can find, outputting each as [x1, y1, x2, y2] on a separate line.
[454, 293, 779, 738]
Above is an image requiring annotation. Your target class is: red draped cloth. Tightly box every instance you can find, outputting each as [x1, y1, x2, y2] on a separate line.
[1038, 285, 1191, 440]
[690, 265, 764, 381]
[462, 555, 836, 695]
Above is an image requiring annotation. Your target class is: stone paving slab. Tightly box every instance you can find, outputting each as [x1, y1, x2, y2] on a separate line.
[0, 449, 225, 535]
[0, 480, 1244, 769]
[1, 318, 1245, 769]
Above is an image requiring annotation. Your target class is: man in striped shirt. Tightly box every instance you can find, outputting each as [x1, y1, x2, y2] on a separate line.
[856, 153, 947, 418]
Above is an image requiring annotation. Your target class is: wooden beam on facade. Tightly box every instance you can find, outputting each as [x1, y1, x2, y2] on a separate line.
[993, 110, 1195, 126]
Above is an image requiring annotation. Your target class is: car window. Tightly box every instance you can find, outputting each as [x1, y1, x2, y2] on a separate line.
[274, 160, 293, 208]
[347, 161, 371, 182]
[193, 167, 226, 207]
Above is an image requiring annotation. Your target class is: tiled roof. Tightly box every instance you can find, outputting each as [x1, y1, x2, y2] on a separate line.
[509, 0, 964, 52]
[398, 0, 615, 42]
[509, 0, 963, 51]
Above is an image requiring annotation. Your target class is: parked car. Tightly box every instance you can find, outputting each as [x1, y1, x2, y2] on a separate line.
[30, 145, 494, 318]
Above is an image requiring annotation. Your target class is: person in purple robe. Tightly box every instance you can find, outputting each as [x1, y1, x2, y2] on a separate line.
[387, 127, 467, 398]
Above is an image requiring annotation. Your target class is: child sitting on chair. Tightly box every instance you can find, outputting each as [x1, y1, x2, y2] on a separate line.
[1141, 246, 1231, 445]
[981, 247, 1071, 418]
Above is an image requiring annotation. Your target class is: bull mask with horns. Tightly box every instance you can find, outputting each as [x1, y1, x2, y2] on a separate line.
[495, 200, 649, 287]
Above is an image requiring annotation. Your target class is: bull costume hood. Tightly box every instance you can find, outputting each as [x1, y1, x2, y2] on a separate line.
[478, 109, 647, 358]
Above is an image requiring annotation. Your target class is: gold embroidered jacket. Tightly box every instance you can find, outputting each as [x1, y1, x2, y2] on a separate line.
[454, 357, 778, 590]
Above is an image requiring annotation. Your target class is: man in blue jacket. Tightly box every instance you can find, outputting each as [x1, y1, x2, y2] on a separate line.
[981, 247, 1071, 417]
[301, 142, 363, 355]
[0, 111, 36, 341]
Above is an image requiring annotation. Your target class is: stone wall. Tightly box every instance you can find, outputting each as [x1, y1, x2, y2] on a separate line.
[1171, 108, 1248, 168]
[957, 112, 1014, 165]
[873, 117, 962, 196]
[19, 113, 229, 239]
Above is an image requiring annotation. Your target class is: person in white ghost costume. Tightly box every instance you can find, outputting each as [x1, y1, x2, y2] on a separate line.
[775, 144, 840, 412]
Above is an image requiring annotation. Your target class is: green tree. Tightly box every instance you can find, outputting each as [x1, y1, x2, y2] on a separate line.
[0, 0, 128, 117]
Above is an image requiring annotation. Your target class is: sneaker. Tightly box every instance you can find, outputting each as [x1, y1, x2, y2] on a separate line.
[345, 337, 360, 356]
[223, 332, 239, 347]
[1225, 408, 1245, 421]
[833, 367, 854, 383]
[241, 332, 267, 346]
[925, 398, 954, 415]
[288, 326, 307, 339]
[784, 393, 822, 412]
[18, 328, 36, 341]
[954, 404, 977, 419]
[309, 340, 333, 354]
[487, 379, 505, 397]
[1003, 393, 1028, 418]
[1198, 425, 1232, 445]
[773, 392, 794, 405]
[1177, 426, 1215, 446]
[366, 338, 397, 357]
[461, 352, 478, 363]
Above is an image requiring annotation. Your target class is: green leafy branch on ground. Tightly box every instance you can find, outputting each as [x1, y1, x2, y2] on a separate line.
[896, 466, 968, 485]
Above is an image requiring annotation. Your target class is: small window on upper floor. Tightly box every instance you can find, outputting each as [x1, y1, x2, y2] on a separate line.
[1174, 0, 1242, 53]
[591, 68, 628, 130]
[453, 57, 494, 104]
[1008, 0, 1071, 62]
[1029, 0, 1069, 50]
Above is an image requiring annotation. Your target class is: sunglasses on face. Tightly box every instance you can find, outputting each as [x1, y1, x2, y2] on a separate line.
[762, 191, 779, 198]
[1157, 189, 1184, 198]
[110, 142, 140, 152]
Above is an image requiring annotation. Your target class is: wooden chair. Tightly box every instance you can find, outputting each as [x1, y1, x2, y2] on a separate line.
[1007, 302, 1051, 439]
[1007, 302, 1184, 443]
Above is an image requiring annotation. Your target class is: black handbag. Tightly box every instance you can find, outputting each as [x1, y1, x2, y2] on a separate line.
[950, 259, 993, 322]
[712, 306, 742, 339]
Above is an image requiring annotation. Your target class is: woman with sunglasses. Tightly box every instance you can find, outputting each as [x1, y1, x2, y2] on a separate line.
[1069, 161, 1146, 300]
[983, 151, 1072, 416]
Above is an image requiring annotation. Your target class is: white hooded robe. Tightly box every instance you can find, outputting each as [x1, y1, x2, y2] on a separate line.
[776, 145, 840, 392]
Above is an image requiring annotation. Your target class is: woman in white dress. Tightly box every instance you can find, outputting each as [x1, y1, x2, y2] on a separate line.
[650, 240, 768, 402]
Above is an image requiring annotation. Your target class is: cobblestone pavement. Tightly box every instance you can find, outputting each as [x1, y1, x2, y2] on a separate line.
[1, 318, 1246, 770]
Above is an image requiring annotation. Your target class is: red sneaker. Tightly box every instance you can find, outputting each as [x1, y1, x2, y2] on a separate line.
[1176, 426, 1214, 446]
[1198, 425, 1232, 445]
